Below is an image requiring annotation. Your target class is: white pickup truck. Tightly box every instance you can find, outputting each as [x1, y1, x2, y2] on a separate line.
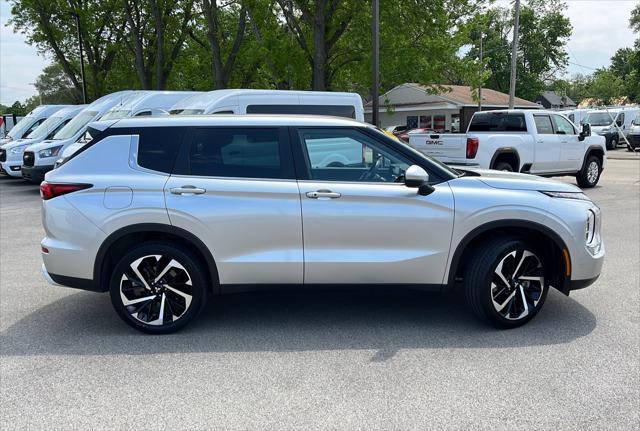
[408, 109, 607, 188]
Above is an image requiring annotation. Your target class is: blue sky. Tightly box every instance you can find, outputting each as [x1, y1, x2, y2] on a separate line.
[1, 0, 638, 105]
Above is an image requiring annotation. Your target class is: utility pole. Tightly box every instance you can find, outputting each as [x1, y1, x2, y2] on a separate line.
[73, 12, 87, 104]
[371, 0, 380, 127]
[478, 32, 483, 112]
[508, 0, 521, 109]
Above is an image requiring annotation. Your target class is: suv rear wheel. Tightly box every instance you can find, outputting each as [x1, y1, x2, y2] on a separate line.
[109, 242, 208, 334]
[464, 237, 548, 328]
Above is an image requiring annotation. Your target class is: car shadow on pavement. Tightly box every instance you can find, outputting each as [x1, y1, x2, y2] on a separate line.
[1, 288, 596, 360]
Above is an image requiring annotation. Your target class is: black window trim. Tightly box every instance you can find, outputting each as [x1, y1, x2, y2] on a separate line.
[172, 126, 296, 180]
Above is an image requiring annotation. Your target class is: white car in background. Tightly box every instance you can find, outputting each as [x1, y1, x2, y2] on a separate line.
[21, 91, 139, 183]
[169, 89, 364, 121]
[0, 105, 86, 177]
[584, 108, 640, 150]
[60, 91, 201, 159]
[0, 105, 70, 146]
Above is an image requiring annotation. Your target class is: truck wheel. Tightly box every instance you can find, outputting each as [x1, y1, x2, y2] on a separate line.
[464, 237, 548, 328]
[493, 162, 514, 172]
[606, 135, 617, 150]
[576, 155, 601, 188]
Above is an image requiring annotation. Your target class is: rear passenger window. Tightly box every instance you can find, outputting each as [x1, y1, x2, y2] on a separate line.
[137, 127, 185, 173]
[533, 115, 554, 134]
[184, 128, 291, 179]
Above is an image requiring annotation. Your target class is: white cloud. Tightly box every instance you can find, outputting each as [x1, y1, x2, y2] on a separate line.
[0, 2, 48, 105]
[564, 0, 637, 75]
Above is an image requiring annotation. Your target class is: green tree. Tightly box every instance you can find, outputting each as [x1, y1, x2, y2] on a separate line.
[33, 63, 83, 104]
[465, 0, 571, 101]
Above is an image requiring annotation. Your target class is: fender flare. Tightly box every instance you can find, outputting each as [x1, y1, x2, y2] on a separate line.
[93, 223, 220, 292]
[581, 145, 605, 171]
[490, 148, 520, 171]
[446, 219, 571, 291]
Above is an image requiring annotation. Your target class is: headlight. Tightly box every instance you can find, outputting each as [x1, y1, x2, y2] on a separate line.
[38, 145, 63, 158]
[541, 191, 591, 201]
[10, 145, 28, 154]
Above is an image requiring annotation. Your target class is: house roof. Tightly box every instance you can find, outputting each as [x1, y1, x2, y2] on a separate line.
[536, 91, 576, 107]
[365, 83, 540, 110]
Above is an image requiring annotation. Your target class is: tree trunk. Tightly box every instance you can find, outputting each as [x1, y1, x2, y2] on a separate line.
[311, 1, 327, 90]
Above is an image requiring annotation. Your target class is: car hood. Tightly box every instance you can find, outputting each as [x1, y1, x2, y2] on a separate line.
[26, 138, 74, 152]
[2, 138, 39, 149]
[458, 168, 582, 193]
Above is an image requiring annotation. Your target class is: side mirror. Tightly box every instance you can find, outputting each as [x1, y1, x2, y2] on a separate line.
[616, 119, 623, 127]
[405, 165, 435, 196]
[579, 123, 591, 141]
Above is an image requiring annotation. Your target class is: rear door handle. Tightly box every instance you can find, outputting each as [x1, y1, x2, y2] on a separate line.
[306, 189, 341, 199]
[170, 185, 206, 195]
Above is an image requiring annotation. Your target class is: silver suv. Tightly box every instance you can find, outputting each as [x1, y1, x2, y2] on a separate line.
[40, 115, 604, 333]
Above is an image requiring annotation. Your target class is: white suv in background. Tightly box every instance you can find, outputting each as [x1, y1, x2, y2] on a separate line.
[40, 115, 604, 333]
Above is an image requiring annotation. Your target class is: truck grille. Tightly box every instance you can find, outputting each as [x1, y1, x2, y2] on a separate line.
[0, 149, 5, 162]
[23, 151, 35, 167]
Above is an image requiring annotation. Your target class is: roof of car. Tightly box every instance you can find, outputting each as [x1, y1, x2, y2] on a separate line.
[107, 114, 371, 129]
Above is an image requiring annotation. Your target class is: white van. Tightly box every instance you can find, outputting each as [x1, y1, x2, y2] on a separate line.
[21, 91, 139, 182]
[584, 107, 640, 150]
[0, 105, 86, 177]
[0, 105, 70, 146]
[557, 109, 590, 127]
[60, 91, 202, 159]
[169, 89, 364, 121]
[100, 91, 201, 120]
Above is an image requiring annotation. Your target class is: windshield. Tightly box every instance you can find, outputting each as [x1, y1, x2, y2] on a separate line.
[7, 116, 37, 139]
[585, 112, 617, 127]
[633, 113, 640, 126]
[52, 111, 98, 140]
[24, 115, 63, 140]
[100, 109, 131, 120]
[171, 108, 204, 115]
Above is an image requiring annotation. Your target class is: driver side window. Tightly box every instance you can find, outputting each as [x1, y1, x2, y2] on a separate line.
[298, 128, 411, 183]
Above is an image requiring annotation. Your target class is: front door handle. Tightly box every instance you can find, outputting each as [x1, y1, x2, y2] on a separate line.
[170, 185, 206, 195]
[306, 189, 341, 199]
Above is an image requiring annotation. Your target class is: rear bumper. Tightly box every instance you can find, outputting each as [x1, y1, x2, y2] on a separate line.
[22, 164, 53, 183]
[567, 275, 600, 291]
[42, 264, 102, 292]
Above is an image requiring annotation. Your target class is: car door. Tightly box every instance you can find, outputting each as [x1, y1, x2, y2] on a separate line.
[552, 114, 583, 171]
[293, 127, 455, 285]
[530, 114, 561, 173]
[164, 126, 303, 285]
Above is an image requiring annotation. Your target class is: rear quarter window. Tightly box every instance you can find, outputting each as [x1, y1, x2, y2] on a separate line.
[468, 113, 527, 132]
[136, 127, 185, 173]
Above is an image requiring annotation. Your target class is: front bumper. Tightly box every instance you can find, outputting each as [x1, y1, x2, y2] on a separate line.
[0, 161, 23, 177]
[21, 164, 53, 183]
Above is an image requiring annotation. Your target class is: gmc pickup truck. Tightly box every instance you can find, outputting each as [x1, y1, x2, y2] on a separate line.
[408, 110, 607, 187]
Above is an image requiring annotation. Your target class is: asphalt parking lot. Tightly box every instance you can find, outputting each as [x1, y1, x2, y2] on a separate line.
[1, 156, 638, 430]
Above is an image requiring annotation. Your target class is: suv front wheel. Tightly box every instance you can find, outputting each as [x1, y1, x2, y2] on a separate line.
[464, 237, 548, 328]
[109, 242, 208, 334]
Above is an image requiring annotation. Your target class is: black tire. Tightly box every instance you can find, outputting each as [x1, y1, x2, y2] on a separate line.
[606, 135, 617, 150]
[464, 237, 549, 329]
[576, 155, 602, 188]
[628, 145, 634, 152]
[109, 242, 209, 334]
[493, 161, 514, 172]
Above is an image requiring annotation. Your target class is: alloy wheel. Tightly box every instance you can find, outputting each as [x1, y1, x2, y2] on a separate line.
[490, 249, 545, 321]
[587, 161, 599, 185]
[119, 254, 193, 326]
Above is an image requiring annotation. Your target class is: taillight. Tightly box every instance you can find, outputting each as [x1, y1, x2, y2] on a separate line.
[466, 137, 479, 159]
[40, 182, 91, 200]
